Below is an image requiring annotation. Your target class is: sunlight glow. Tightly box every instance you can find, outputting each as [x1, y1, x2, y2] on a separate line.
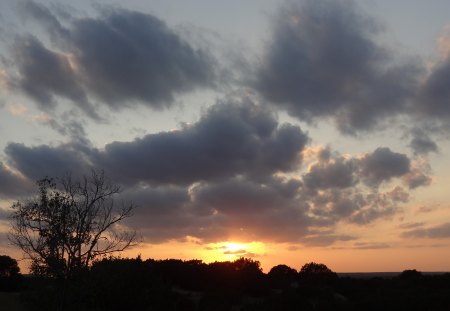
[201, 241, 266, 263]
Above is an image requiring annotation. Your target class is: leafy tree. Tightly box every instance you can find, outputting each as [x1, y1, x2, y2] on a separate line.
[299, 262, 335, 275]
[0, 255, 20, 278]
[398, 269, 422, 280]
[0, 255, 21, 291]
[9, 170, 136, 279]
[268, 264, 297, 289]
[298, 262, 338, 285]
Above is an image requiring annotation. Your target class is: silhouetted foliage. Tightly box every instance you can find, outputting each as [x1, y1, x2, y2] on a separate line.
[268, 264, 297, 289]
[0, 255, 20, 278]
[0, 255, 22, 291]
[12, 257, 450, 310]
[398, 269, 423, 280]
[298, 262, 338, 288]
[299, 262, 335, 275]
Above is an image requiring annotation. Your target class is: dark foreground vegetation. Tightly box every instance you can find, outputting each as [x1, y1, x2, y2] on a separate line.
[2, 255, 450, 310]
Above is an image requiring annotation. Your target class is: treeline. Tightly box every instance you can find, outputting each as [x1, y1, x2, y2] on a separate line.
[2, 255, 450, 310]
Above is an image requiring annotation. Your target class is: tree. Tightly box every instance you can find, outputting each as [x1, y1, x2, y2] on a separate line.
[299, 262, 335, 275]
[0, 255, 21, 291]
[298, 262, 338, 283]
[268, 264, 297, 289]
[398, 269, 422, 280]
[0, 255, 20, 278]
[9, 170, 136, 278]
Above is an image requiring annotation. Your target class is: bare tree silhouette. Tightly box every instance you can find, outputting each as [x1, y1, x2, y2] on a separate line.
[9, 170, 136, 279]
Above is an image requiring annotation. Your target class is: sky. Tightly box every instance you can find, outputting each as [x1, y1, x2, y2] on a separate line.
[1, 0, 450, 273]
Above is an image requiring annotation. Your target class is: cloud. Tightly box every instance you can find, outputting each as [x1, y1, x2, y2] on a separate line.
[303, 156, 358, 190]
[359, 147, 410, 187]
[6, 103, 28, 116]
[4, 142, 91, 181]
[190, 176, 301, 216]
[351, 242, 390, 249]
[12, 3, 216, 114]
[402, 222, 450, 239]
[2, 98, 431, 245]
[5, 100, 308, 186]
[0, 231, 11, 249]
[122, 185, 190, 229]
[116, 175, 312, 244]
[255, 0, 422, 134]
[0, 162, 33, 199]
[93, 100, 309, 185]
[402, 168, 432, 189]
[72, 8, 216, 108]
[0, 208, 10, 221]
[303, 147, 424, 192]
[0, 68, 9, 93]
[223, 249, 247, 255]
[418, 59, 450, 120]
[4, 134, 428, 245]
[301, 234, 355, 247]
[408, 129, 438, 155]
[12, 35, 97, 118]
[307, 186, 406, 225]
[399, 222, 425, 229]
[18, 0, 70, 42]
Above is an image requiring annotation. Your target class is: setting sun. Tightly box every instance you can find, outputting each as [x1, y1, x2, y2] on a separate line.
[223, 242, 245, 252]
[199, 241, 266, 263]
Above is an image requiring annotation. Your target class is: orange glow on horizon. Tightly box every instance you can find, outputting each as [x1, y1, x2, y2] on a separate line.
[200, 241, 266, 263]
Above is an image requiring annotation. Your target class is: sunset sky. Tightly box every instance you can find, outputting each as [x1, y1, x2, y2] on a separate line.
[1, 0, 450, 272]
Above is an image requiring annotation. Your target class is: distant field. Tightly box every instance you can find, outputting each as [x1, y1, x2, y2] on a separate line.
[0, 292, 25, 311]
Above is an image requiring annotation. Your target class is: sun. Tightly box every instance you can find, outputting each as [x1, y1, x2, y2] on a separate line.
[223, 242, 245, 252]
[201, 241, 266, 263]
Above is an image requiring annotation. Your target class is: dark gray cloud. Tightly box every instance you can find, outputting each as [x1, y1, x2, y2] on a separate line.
[4, 131, 429, 245]
[301, 147, 416, 225]
[12, 35, 97, 117]
[189, 176, 312, 243]
[255, 0, 422, 134]
[348, 190, 402, 225]
[3, 145, 422, 246]
[12, 2, 216, 114]
[359, 147, 410, 187]
[190, 177, 298, 216]
[402, 222, 450, 239]
[4, 142, 90, 181]
[418, 56, 450, 119]
[308, 186, 407, 225]
[117, 176, 312, 244]
[2, 99, 431, 245]
[5, 100, 308, 186]
[0, 162, 32, 199]
[303, 146, 426, 192]
[303, 156, 358, 190]
[44, 118, 90, 146]
[122, 185, 190, 230]
[70, 8, 216, 108]
[94, 100, 309, 185]
[408, 128, 438, 155]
